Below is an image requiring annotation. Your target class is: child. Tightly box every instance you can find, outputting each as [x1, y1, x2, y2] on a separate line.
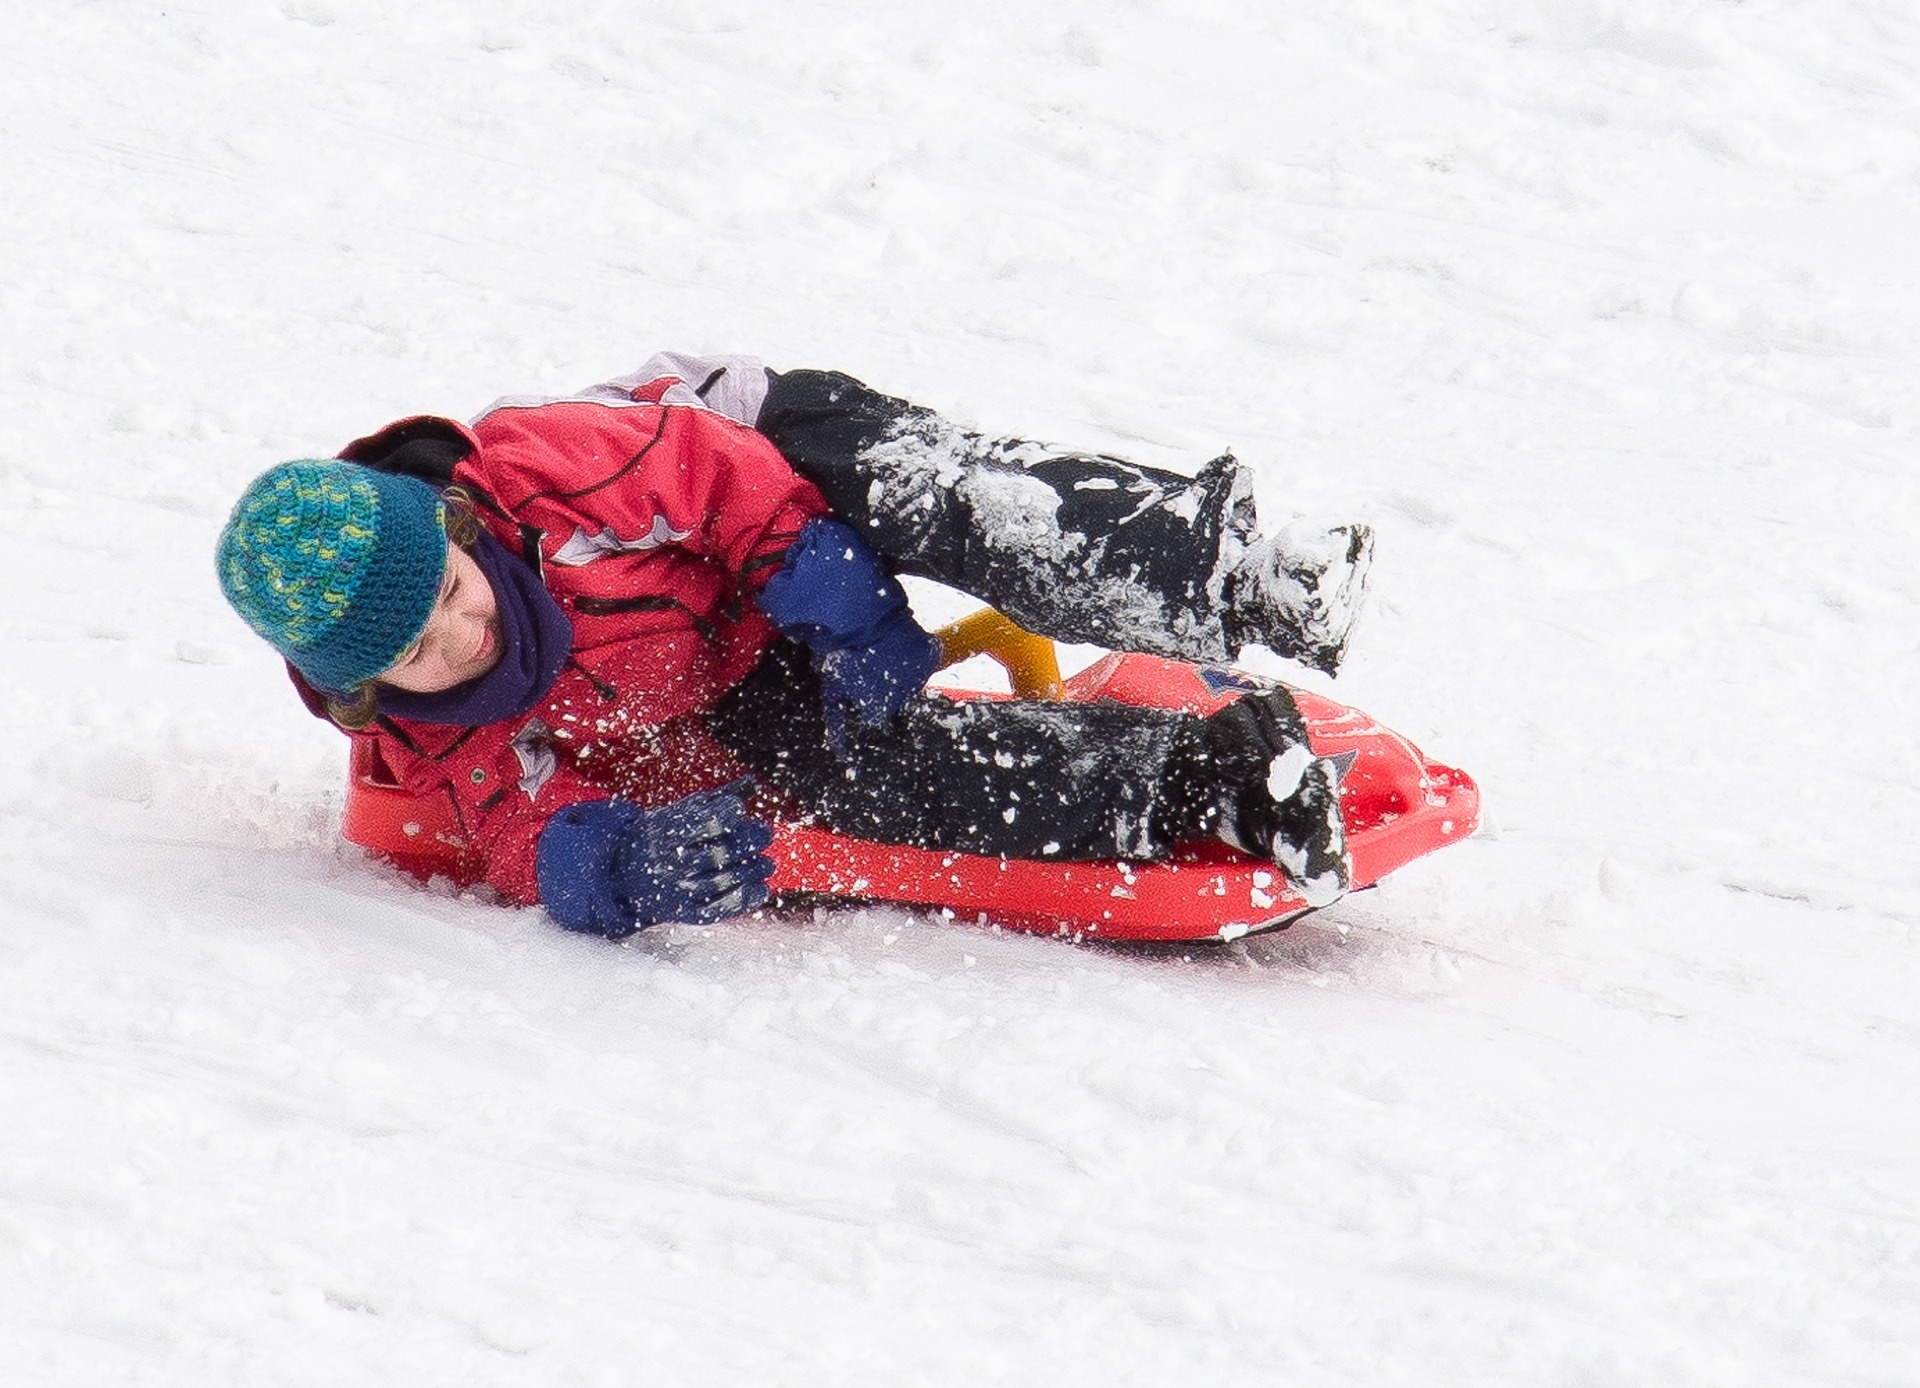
[216, 354, 1367, 938]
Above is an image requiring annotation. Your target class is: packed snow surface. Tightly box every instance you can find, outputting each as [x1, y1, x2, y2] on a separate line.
[5, 1, 1919, 1383]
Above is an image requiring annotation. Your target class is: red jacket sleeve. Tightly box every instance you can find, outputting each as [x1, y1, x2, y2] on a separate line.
[468, 400, 829, 589]
[373, 717, 603, 907]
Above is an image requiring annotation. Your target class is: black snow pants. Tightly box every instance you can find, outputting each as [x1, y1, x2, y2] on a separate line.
[754, 368, 1261, 664]
[706, 369, 1278, 862]
[709, 639, 1219, 863]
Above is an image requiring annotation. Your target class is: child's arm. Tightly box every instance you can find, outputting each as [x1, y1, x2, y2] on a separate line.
[470, 399, 831, 592]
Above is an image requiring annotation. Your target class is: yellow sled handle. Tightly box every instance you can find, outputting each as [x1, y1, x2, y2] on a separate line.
[932, 608, 1063, 700]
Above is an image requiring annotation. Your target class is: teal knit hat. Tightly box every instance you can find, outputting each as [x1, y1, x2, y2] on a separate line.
[216, 460, 449, 692]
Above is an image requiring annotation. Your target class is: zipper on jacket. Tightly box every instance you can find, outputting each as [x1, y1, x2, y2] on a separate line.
[571, 593, 719, 644]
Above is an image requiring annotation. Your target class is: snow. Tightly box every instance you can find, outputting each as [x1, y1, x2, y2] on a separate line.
[5, 0, 1920, 1382]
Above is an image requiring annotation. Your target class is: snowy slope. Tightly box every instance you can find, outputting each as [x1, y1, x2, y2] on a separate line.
[3, 1, 1919, 1382]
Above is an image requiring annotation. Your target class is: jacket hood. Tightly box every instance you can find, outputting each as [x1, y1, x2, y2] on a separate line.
[338, 415, 482, 486]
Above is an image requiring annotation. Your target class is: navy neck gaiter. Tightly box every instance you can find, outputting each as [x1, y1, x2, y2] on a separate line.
[376, 528, 574, 727]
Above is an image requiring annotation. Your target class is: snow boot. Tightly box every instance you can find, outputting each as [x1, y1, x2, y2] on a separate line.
[1201, 688, 1351, 908]
[1222, 522, 1374, 675]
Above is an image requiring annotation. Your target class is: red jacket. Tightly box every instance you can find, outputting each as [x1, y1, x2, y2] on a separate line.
[311, 365, 829, 907]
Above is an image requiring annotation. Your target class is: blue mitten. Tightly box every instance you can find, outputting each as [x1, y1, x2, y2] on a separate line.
[536, 790, 776, 939]
[757, 518, 941, 748]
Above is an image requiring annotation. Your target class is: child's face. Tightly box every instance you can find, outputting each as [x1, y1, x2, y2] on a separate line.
[376, 541, 503, 693]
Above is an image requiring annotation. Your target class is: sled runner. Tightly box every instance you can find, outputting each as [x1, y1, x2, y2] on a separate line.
[341, 611, 1479, 943]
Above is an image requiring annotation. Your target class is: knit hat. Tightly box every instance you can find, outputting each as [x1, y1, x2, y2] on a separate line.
[216, 460, 448, 692]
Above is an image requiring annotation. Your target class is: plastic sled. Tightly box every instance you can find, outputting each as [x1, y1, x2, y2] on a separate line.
[341, 610, 1480, 943]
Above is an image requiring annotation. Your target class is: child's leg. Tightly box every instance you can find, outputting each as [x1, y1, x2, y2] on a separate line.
[757, 369, 1371, 674]
[709, 641, 1351, 907]
[709, 641, 1216, 861]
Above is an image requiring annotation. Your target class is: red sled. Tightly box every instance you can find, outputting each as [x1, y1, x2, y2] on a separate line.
[341, 612, 1480, 944]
